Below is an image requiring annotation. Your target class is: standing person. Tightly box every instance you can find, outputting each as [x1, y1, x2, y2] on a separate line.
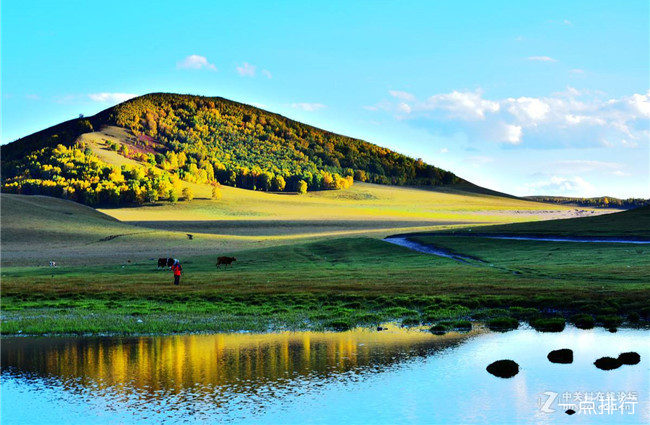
[171, 259, 182, 285]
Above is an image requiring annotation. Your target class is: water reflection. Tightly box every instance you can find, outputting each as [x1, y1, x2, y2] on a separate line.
[2, 326, 648, 425]
[2, 326, 479, 423]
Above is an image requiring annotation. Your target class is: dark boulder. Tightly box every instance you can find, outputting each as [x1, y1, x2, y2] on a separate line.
[618, 352, 640, 365]
[486, 360, 519, 378]
[594, 356, 622, 371]
[547, 349, 573, 364]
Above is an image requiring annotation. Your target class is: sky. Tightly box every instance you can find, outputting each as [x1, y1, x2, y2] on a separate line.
[2, 0, 648, 198]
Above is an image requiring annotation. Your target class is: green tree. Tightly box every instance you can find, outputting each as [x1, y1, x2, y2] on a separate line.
[182, 187, 194, 201]
[272, 175, 286, 192]
[297, 180, 308, 194]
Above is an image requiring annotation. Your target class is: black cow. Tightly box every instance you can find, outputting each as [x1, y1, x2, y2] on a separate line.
[158, 258, 176, 269]
[216, 256, 236, 268]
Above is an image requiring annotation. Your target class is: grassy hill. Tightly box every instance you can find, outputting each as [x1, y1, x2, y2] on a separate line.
[1, 93, 474, 207]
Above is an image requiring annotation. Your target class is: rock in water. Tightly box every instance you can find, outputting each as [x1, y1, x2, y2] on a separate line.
[547, 349, 573, 364]
[618, 352, 640, 365]
[486, 360, 519, 378]
[594, 357, 622, 371]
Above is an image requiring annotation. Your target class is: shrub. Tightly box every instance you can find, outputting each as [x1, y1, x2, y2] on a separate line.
[182, 187, 194, 201]
[570, 314, 595, 329]
[430, 323, 448, 335]
[627, 312, 641, 323]
[487, 317, 519, 332]
[453, 320, 472, 331]
[297, 180, 308, 194]
[510, 307, 540, 320]
[402, 318, 420, 327]
[596, 315, 623, 328]
[531, 317, 566, 332]
[324, 320, 351, 332]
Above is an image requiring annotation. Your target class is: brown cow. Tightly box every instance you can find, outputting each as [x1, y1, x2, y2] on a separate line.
[216, 256, 236, 268]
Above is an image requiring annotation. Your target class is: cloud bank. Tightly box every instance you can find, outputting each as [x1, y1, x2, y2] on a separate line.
[368, 88, 650, 148]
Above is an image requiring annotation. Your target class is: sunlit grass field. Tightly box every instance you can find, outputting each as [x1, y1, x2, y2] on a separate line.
[98, 181, 586, 222]
[1, 189, 644, 336]
[3, 231, 648, 335]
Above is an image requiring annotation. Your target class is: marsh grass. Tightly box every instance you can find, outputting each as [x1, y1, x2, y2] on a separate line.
[2, 216, 649, 335]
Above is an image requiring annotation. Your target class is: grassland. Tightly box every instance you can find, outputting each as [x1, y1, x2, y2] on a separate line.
[2, 212, 649, 335]
[97, 180, 601, 223]
[1, 189, 645, 336]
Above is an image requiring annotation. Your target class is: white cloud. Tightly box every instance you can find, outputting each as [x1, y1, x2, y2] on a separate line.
[563, 19, 572, 25]
[261, 69, 272, 79]
[523, 176, 595, 196]
[25, 94, 40, 100]
[236, 62, 256, 77]
[621, 139, 639, 148]
[88, 93, 137, 103]
[368, 88, 650, 149]
[176, 55, 217, 70]
[506, 97, 550, 123]
[389, 90, 416, 101]
[627, 91, 650, 117]
[439, 148, 448, 153]
[397, 102, 412, 114]
[250, 102, 267, 109]
[613, 170, 631, 177]
[500, 123, 523, 144]
[527, 56, 557, 62]
[570, 69, 585, 74]
[291, 103, 326, 112]
[423, 90, 500, 120]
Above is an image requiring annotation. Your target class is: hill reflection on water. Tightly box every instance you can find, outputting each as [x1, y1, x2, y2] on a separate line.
[2, 326, 480, 420]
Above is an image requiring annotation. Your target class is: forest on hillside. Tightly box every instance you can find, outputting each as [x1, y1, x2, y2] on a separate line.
[111, 93, 460, 191]
[1, 93, 461, 206]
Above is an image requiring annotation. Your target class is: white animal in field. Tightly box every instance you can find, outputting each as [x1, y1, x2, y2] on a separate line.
[49, 261, 56, 267]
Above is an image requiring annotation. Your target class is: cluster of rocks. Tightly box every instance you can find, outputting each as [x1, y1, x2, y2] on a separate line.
[486, 349, 640, 378]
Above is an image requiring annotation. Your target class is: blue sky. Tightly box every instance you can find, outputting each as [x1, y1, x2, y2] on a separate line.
[2, 0, 648, 198]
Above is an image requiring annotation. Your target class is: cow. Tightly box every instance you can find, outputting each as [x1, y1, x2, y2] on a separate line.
[158, 258, 176, 269]
[49, 261, 56, 267]
[216, 256, 236, 268]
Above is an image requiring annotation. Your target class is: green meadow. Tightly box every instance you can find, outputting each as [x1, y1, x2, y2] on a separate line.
[2, 206, 648, 335]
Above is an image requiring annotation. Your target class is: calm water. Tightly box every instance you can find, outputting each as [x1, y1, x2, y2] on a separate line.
[1, 326, 648, 424]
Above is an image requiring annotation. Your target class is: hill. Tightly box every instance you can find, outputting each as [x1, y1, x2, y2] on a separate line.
[1, 93, 468, 207]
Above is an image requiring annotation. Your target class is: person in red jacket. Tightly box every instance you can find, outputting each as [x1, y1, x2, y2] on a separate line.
[171, 259, 182, 285]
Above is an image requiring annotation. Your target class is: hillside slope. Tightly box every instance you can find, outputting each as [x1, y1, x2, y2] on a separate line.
[1, 93, 471, 207]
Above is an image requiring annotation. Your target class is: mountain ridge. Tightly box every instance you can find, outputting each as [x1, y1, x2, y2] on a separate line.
[1, 92, 504, 206]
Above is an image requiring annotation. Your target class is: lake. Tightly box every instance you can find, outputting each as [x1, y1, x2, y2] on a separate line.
[1, 325, 648, 424]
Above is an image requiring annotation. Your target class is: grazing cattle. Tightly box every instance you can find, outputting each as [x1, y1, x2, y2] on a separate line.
[187, 234, 194, 240]
[158, 258, 176, 269]
[216, 256, 236, 268]
[49, 261, 56, 267]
